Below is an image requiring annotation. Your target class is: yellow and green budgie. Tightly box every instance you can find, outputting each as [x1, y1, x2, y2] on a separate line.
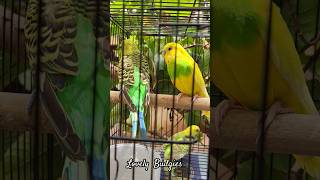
[162, 43, 210, 120]
[163, 125, 203, 176]
[117, 36, 151, 138]
[25, 0, 109, 179]
[213, 0, 320, 178]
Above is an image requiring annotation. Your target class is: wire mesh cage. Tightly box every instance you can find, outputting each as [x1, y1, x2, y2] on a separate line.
[1, 0, 320, 180]
[109, 0, 210, 180]
[210, 0, 320, 180]
[1, 0, 110, 179]
[0, 0, 64, 179]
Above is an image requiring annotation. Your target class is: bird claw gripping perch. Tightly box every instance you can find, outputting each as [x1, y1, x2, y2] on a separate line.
[176, 93, 187, 104]
[214, 99, 246, 135]
[255, 102, 293, 145]
[191, 94, 200, 103]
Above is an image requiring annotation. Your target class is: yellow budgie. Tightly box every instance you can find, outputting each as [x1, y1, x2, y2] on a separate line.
[162, 43, 210, 120]
[212, 0, 320, 178]
[163, 125, 203, 177]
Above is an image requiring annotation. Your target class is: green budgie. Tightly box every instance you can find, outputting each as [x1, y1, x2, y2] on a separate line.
[163, 125, 203, 176]
[117, 36, 151, 138]
[24, 0, 109, 179]
[164, 125, 203, 160]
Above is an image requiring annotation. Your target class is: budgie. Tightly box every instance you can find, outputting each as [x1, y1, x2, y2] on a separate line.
[117, 36, 151, 138]
[162, 43, 210, 119]
[213, 0, 320, 178]
[25, 0, 110, 179]
[163, 125, 203, 176]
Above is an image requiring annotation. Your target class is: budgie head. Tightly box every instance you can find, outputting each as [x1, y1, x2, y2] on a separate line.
[163, 125, 203, 161]
[162, 42, 192, 64]
[123, 36, 139, 56]
[183, 125, 203, 142]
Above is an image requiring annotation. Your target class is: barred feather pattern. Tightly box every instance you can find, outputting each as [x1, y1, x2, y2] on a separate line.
[163, 137, 192, 161]
[78, 0, 109, 38]
[25, 0, 109, 90]
[24, 0, 109, 161]
[118, 52, 150, 87]
[25, 0, 78, 90]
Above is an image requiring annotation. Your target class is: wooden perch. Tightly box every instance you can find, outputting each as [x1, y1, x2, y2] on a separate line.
[210, 109, 320, 156]
[0, 92, 53, 133]
[111, 91, 210, 111]
[2, 91, 320, 156]
[0, 91, 209, 132]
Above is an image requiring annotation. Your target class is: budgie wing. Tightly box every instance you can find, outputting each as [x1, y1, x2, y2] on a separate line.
[41, 78, 86, 160]
[193, 62, 208, 96]
[179, 54, 205, 93]
[25, 0, 85, 160]
[163, 131, 186, 157]
[164, 134, 183, 160]
[118, 51, 151, 105]
[117, 55, 137, 112]
[83, 0, 110, 64]
[260, 4, 320, 178]
[170, 137, 192, 161]
[258, 3, 317, 113]
[25, 0, 79, 89]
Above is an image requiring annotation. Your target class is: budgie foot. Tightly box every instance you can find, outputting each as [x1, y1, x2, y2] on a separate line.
[265, 102, 292, 129]
[176, 93, 188, 103]
[176, 93, 198, 104]
[214, 99, 245, 134]
[191, 94, 200, 103]
[255, 101, 293, 144]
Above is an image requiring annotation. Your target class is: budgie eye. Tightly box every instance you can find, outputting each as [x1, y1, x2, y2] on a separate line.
[168, 47, 172, 51]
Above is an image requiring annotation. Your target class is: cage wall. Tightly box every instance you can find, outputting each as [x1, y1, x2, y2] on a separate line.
[2, 0, 320, 180]
[109, 0, 211, 179]
[0, 0, 64, 179]
[0, 0, 110, 179]
[209, 0, 320, 180]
